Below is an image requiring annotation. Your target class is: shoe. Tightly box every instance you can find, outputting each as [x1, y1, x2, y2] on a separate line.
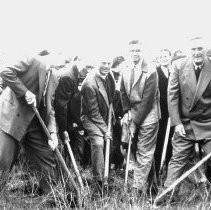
[34, 195, 58, 208]
[130, 188, 137, 205]
[197, 181, 209, 199]
[129, 187, 143, 205]
[35, 193, 78, 208]
[93, 180, 103, 197]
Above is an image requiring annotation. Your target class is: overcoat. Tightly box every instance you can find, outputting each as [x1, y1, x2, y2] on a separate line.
[54, 64, 80, 132]
[0, 55, 58, 141]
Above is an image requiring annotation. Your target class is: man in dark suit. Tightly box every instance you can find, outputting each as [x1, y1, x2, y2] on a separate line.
[0, 53, 59, 195]
[154, 49, 173, 181]
[110, 57, 125, 169]
[120, 40, 160, 194]
[81, 56, 115, 186]
[54, 63, 80, 141]
[54, 61, 93, 167]
[160, 37, 211, 197]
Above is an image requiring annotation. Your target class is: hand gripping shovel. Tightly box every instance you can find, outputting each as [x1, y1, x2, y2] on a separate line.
[32, 106, 82, 208]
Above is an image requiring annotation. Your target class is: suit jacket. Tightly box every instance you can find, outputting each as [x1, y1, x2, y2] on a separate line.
[54, 64, 80, 132]
[157, 66, 170, 120]
[168, 57, 211, 140]
[0, 55, 58, 141]
[0, 77, 4, 95]
[67, 91, 83, 131]
[120, 59, 160, 126]
[81, 70, 115, 136]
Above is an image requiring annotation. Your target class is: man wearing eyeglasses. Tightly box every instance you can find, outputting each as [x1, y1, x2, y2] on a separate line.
[120, 40, 160, 195]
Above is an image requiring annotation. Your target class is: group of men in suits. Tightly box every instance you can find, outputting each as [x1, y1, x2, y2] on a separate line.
[0, 36, 211, 206]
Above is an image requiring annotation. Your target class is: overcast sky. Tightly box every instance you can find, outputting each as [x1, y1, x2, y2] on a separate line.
[0, 0, 210, 59]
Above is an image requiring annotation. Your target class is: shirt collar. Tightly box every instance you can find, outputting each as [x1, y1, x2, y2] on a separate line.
[96, 69, 107, 80]
[161, 65, 170, 72]
[193, 61, 204, 70]
[161, 65, 170, 77]
[132, 58, 143, 70]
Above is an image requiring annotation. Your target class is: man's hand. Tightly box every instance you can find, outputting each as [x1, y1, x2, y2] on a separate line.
[122, 110, 132, 125]
[48, 133, 58, 150]
[61, 131, 70, 143]
[175, 124, 186, 137]
[78, 130, 84, 136]
[104, 131, 112, 142]
[129, 121, 136, 138]
[25, 90, 37, 107]
[73, 123, 78, 128]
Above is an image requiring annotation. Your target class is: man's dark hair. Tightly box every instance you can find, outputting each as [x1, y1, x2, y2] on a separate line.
[129, 40, 142, 45]
[39, 50, 50, 56]
[111, 56, 125, 68]
[190, 36, 203, 42]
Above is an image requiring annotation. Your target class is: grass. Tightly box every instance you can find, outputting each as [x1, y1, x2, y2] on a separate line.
[0, 154, 211, 209]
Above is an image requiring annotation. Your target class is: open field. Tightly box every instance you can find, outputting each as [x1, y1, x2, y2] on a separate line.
[1, 154, 211, 209]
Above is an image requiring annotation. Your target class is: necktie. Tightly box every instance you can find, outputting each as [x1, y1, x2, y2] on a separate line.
[130, 65, 136, 90]
[102, 77, 110, 103]
[195, 67, 201, 81]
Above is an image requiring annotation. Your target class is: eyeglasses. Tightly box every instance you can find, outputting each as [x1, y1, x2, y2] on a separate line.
[101, 62, 111, 66]
[130, 49, 141, 53]
[191, 47, 204, 51]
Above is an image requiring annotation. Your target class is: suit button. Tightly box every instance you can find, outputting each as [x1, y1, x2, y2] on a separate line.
[17, 113, 20, 117]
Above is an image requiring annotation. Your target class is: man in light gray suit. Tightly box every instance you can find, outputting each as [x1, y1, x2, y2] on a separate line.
[165, 37, 211, 186]
[155, 37, 211, 205]
[120, 40, 160, 194]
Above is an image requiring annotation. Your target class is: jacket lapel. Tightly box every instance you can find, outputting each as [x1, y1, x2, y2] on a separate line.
[191, 58, 211, 108]
[122, 60, 147, 96]
[183, 60, 197, 109]
[95, 73, 109, 108]
[132, 59, 147, 88]
[122, 62, 132, 96]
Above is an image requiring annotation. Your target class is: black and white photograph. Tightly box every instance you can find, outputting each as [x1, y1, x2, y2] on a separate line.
[0, 0, 211, 209]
